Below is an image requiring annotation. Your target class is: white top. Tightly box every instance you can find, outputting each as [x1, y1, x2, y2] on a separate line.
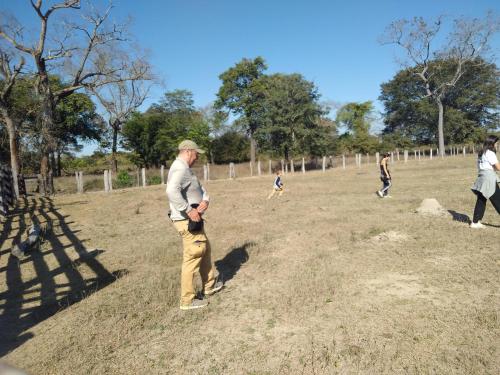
[478, 150, 499, 171]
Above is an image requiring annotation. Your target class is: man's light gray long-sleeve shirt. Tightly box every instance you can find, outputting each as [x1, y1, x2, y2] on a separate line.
[166, 158, 209, 221]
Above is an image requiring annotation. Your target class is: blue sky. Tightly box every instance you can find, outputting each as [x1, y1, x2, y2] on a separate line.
[2, 0, 499, 154]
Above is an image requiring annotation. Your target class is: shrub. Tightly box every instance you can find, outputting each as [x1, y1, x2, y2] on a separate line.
[115, 171, 134, 188]
[148, 175, 162, 185]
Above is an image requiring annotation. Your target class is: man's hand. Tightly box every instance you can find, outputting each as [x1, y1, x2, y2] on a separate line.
[187, 208, 202, 222]
[197, 200, 209, 214]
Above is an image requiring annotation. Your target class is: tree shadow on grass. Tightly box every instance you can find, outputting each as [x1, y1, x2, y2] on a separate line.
[0, 197, 127, 357]
[448, 210, 471, 223]
[215, 241, 255, 283]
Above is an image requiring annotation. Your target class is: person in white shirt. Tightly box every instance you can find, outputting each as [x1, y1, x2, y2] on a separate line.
[166, 140, 223, 310]
[470, 135, 500, 228]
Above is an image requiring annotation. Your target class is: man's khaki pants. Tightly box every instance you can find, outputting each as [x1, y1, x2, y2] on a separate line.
[172, 220, 216, 306]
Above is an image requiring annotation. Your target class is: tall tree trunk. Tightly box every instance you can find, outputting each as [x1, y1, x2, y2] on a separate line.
[38, 66, 56, 195]
[249, 134, 256, 169]
[57, 151, 61, 177]
[111, 122, 119, 173]
[437, 98, 445, 157]
[3, 113, 20, 199]
[50, 152, 57, 176]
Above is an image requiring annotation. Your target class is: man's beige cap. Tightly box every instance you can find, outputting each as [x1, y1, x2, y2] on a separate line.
[178, 140, 205, 153]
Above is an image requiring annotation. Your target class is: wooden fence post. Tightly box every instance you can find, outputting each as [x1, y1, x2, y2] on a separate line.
[391, 152, 394, 163]
[104, 170, 109, 192]
[281, 160, 284, 175]
[75, 171, 83, 193]
[257, 160, 261, 176]
[430, 148, 433, 160]
[269, 160, 272, 175]
[376, 152, 380, 165]
[285, 163, 288, 174]
[463, 146, 466, 157]
[108, 170, 113, 191]
[397, 149, 400, 161]
[250, 161, 253, 177]
[75, 172, 81, 193]
[229, 162, 235, 179]
[207, 163, 210, 181]
[290, 159, 295, 173]
[322, 156, 326, 172]
[302, 158, 305, 173]
[203, 164, 208, 181]
[366, 153, 370, 165]
[161, 165, 165, 184]
[329, 155, 334, 168]
[142, 168, 146, 187]
[418, 150, 421, 161]
[404, 150, 408, 163]
[342, 154, 346, 169]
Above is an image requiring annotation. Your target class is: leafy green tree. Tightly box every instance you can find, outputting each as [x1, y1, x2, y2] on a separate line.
[215, 57, 267, 167]
[211, 131, 249, 164]
[122, 90, 210, 167]
[253, 73, 328, 159]
[381, 14, 499, 155]
[336, 101, 378, 153]
[380, 58, 499, 144]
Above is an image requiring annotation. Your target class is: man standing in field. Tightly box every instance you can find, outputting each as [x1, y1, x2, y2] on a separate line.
[166, 140, 223, 310]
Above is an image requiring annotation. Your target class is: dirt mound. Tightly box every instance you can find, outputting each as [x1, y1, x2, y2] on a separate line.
[371, 231, 409, 242]
[416, 198, 448, 216]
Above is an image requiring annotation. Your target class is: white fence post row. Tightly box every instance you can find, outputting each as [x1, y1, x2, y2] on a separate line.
[141, 168, 146, 187]
[285, 163, 288, 174]
[161, 165, 165, 184]
[366, 153, 370, 165]
[104, 170, 109, 192]
[269, 160, 272, 175]
[203, 164, 208, 181]
[418, 150, 421, 161]
[302, 158, 305, 173]
[257, 160, 261, 176]
[250, 161, 253, 177]
[281, 160, 285, 175]
[375, 152, 380, 165]
[414, 150, 417, 160]
[463, 146, 466, 157]
[207, 163, 210, 181]
[322, 156, 326, 172]
[329, 155, 334, 168]
[397, 149, 400, 161]
[390, 152, 394, 164]
[430, 148, 433, 160]
[290, 159, 295, 173]
[342, 155, 346, 169]
[404, 150, 408, 163]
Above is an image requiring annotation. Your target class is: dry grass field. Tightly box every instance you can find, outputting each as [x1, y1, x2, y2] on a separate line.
[1, 155, 499, 374]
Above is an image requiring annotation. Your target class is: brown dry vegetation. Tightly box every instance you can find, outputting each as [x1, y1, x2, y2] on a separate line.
[1, 156, 499, 374]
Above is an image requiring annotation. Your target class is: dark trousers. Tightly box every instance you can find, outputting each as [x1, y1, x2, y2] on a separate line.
[380, 177, 391, 196]
[473, 184, 500, 223]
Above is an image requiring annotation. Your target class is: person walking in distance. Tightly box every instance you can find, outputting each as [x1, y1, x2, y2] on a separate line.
[470, 135, 500, 228]
[166, 140, 223, 310]
[377, 153, 392, 198]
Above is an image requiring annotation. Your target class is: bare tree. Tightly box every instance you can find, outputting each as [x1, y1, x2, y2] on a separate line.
[381, 13, 499, 156]
[0, 0, 145, 194]
[0, 50, 24, 198]
[91, 57, 153, 172]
